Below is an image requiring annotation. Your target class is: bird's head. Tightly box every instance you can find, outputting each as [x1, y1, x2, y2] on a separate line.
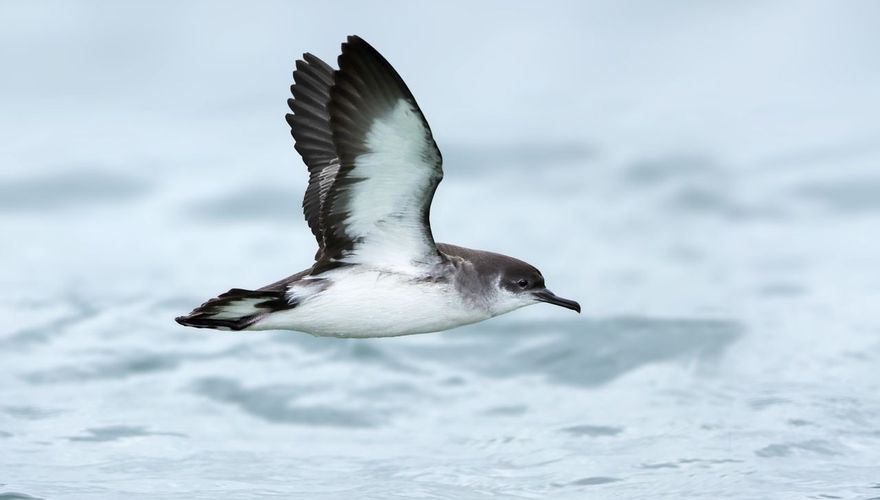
[492, 257, 581, 315]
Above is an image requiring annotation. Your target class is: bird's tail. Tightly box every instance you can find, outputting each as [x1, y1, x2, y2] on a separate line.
[175, 288, 290, 331]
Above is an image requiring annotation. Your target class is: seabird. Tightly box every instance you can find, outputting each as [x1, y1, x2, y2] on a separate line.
[176, 35, 580, 338]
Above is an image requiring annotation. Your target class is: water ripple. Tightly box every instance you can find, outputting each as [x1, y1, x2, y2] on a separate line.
[190, 376, 378, 427]
[399, 316, 743, 387]
[67, 425, 186, 442]
[0, 167, 148, 214]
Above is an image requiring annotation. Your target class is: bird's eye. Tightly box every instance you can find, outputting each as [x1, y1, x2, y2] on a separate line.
[517, 279, 529, 288]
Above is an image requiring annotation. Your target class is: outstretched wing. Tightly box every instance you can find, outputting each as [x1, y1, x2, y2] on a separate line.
[319, 36, 444, 270]
[286, 53, 340, 255]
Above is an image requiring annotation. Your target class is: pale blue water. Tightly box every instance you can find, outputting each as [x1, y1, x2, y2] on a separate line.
[2, 2, 880, 499]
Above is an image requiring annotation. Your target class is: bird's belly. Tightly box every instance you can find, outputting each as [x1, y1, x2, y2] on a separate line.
[252, 271, 490, 337]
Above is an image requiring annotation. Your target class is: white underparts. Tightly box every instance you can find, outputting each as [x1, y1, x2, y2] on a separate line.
[249, 267, 511, 338]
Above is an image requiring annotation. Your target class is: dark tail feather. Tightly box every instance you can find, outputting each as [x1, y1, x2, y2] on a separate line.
[175, 288, 291, 331]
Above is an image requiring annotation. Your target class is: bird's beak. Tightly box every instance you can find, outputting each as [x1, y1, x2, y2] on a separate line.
[533, 289, 581, 313]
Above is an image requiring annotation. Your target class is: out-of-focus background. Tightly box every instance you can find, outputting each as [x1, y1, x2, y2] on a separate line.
[2, 2, 879, 499]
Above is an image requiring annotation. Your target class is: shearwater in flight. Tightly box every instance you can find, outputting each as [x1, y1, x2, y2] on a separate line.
[176, 35, 580, 337]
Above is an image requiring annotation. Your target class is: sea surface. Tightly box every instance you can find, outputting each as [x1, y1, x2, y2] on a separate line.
[2, 2, 879, 499]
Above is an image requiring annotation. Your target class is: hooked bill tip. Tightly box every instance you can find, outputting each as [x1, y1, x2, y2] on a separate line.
[534, 289, 581, 313]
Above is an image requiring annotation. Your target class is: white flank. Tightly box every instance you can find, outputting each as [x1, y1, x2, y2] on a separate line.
[251, 268, 493, 338]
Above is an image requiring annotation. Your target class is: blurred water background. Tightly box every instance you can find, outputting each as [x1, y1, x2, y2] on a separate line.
[2, 2, 880, 499]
